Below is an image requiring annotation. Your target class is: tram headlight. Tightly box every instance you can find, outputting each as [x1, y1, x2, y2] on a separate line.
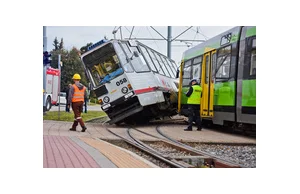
[102, 103, 111, 110]
[121, 87, 128, 94]
[124, 91, 133, 99]
[103, 96, 110, 103]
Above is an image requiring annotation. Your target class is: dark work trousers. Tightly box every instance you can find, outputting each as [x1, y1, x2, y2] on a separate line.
[71, 101, 85, 129]
[65, 100, 70, 112]
[187, 104, 202, 130]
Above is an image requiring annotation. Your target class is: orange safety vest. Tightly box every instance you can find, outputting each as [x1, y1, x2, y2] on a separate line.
[72, 84, 86, 102]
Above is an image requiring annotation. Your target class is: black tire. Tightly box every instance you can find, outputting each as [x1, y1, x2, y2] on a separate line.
[46, 96, 52, 111]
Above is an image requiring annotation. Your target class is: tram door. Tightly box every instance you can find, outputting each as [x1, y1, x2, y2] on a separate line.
[200, 49, 216, 118]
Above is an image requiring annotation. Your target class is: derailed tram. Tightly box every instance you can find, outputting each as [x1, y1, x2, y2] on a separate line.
[81, 39, 179, 124]
[178, 26, 256, 132]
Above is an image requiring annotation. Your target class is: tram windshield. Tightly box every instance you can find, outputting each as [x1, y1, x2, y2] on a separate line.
[82, 43, 124, 86]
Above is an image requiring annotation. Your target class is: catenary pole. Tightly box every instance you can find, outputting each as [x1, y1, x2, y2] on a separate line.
[167, 26, 172, 58]
[58, 54, 61, 120]
[43, 26, 47, 114]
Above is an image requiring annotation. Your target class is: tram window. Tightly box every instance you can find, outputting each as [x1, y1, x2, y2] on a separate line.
[250, 39, 256, 76]
[148, 50, 165, 75]
[192, 65, 201, 81]
[183, 60, 192, 79]
[129, 46, 150, 72]
[216, 62, 230, 78]
[165, 58, 177, 73]
[154, 53, 170, 77]
[193, 56, 202, 65]
[121, 42, 132, 58]
[170, 60, 178, 72]
[115, 43, 134, 72]
[163, 57, 176, 77]
[212, 53, 217, 80]
[90, 54, 124, 86]
[184, 60, 192, 68]
[216, 45, 231, 79]
[192, 56, 202, 82]
[205, 55, 209, 84]
[139, 46, 158, 72]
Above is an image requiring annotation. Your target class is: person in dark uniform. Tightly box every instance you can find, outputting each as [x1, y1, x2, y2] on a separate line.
[65, 84, 72, 112]
[184, 79, 203, 131]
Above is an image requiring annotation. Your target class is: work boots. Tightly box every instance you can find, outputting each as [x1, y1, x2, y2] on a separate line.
[81, 126, 87, 132]
[69, 120, 78, 131]
[78, 118, 87, 132]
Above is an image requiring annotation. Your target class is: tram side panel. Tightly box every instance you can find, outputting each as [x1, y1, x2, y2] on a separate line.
[236, 26, 256, 125]
[212, 41, 240, 125]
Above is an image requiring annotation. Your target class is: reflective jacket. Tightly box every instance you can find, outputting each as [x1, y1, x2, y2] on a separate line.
[187, 85, 202, 105]
[72, 84, 86, 102]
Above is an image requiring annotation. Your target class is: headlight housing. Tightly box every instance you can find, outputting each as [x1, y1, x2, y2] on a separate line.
[103, 96, 110, 103]
[121, 87, 128, 94]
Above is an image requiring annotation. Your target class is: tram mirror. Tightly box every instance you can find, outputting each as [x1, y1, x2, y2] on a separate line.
[176, 69, 179, 78]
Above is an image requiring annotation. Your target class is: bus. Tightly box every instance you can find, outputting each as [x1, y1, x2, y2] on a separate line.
[81, 39, 179, 124]
[178, 26, 256, 132]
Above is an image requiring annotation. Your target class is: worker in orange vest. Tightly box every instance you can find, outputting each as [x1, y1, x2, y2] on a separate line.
[68, 73, 88, 132]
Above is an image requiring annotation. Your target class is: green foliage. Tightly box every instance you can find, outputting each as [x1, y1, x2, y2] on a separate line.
[50, 38, 89, 93]
[53, 37, 59, 50]
[43, 111, 106, 122]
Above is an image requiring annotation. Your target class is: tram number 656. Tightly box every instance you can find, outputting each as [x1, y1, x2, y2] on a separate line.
[116, 78, 127, 86]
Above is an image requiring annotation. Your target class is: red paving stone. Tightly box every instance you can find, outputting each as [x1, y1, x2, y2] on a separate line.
[43, 135, 100, 168]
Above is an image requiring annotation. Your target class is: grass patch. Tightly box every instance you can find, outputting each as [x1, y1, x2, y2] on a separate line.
[43, 111, 107, 122]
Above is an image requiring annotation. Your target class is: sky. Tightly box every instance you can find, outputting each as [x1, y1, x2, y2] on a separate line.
[46, 26, 234, 65]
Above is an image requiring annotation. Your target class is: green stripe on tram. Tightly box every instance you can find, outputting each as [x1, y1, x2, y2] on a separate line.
[246, 27, 256, 38]
[242, 79, 256, 107]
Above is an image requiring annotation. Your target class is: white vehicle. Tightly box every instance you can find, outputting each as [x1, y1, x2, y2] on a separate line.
[81, 39, 179, 124]
[44, 67, 60, 111]
[55, 92, 67, 105]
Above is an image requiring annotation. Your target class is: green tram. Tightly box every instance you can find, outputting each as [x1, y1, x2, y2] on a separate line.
[178, 26, 256, 132]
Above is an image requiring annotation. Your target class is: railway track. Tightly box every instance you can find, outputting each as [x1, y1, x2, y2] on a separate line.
[105, 124, 253, 168]
[105, 127, 187, 168]
[129, 125, 246, 168]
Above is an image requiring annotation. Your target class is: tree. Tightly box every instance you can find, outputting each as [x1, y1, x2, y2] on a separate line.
[53, 37, 59, 51]
[50, 38, 90, 93]
[59, 38, 64, 50]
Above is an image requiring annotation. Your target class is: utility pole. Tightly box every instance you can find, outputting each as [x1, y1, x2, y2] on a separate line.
[58, 54, 61, 120]
[43, 26, 47, 115]
[167, 26, 172, 58]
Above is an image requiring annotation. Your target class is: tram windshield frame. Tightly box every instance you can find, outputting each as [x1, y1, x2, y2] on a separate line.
[82, 43, 124, 87]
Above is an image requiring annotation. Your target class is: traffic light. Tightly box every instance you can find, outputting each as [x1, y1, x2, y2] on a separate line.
[43, 51, 52, 65]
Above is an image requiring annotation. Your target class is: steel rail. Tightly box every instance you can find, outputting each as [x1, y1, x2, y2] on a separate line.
[156, 125, 247, 168]
[105, 127, 185, 168]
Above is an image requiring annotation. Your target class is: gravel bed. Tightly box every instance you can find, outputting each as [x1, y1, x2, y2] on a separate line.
[102, 139, 172, 168]
[147, 142, 193, 158]
[186, 143, 256, 168]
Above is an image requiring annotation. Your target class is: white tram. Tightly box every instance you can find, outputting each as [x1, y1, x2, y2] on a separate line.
[81, 39, 179, 124]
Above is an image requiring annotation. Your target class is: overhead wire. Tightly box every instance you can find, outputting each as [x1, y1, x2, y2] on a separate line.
[146, 26, 161, 51]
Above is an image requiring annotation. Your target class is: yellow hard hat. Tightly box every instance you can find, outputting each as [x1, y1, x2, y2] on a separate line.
[72, 73, 81, 80]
